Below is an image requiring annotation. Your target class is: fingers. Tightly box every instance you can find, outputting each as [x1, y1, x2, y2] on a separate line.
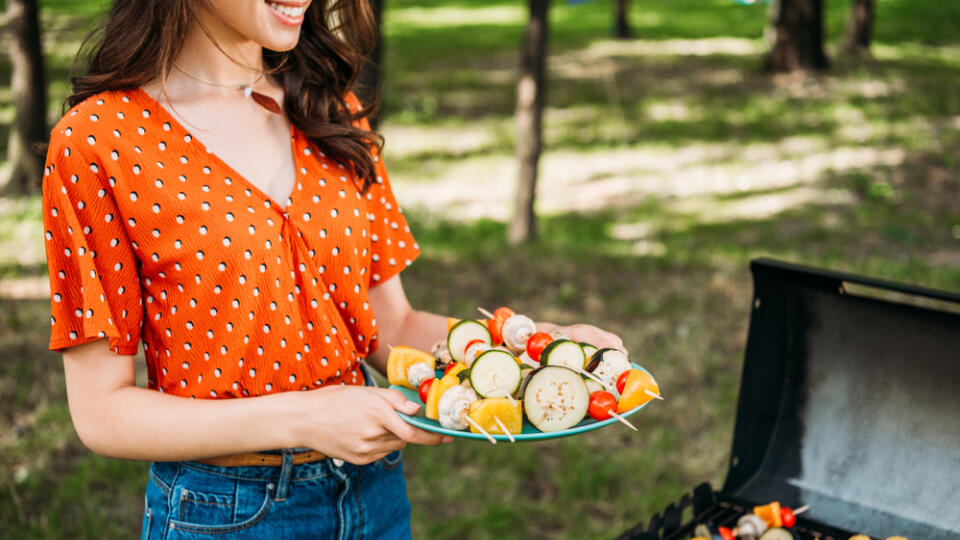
[563, 324, 624, 351]
[378, 402, 448, 446]
[375, 388, 421, 415]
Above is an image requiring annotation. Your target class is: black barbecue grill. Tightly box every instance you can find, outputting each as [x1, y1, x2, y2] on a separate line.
[618, 258, 960, 540]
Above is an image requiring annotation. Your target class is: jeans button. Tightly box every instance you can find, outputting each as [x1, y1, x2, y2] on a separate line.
[332, 458, 344, 467]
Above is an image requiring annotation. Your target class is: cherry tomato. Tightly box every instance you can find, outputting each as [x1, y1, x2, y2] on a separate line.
[616, 370, 630, 394]
[718, 527, 735, 540]
[418, 378, 436, 403]
[588, 391, 618, 421]
[493, 307, 515, 320]
[780, 507, 796, 528]
[526, 332, 554, 363]
[487, 317, 505, 345]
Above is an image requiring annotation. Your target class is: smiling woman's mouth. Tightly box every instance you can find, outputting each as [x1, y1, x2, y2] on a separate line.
[266, 1, 308, 25]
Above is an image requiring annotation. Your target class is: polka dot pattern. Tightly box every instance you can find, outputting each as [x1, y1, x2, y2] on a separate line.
[41, 89, 419, 398]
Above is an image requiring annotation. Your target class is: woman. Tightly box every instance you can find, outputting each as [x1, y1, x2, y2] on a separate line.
[41, 0, 621, 537]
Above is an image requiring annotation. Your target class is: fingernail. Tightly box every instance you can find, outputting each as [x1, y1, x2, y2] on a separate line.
[403, 400, 420, 412]
[442, 436, 454, 443]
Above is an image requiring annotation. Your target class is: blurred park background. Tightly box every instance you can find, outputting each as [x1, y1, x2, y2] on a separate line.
[2, 0, 960, 537]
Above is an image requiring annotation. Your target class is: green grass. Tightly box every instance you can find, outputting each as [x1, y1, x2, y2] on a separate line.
[2, 0, 960, 537]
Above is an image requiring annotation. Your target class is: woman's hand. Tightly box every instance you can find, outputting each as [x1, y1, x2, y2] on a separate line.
[536, 321, 625, 352]
[293, 385, 451, 465]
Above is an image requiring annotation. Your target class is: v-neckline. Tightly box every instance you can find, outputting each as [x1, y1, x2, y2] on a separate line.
[132, 87, 299, 214]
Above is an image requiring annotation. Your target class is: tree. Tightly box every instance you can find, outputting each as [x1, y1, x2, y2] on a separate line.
[509, 0, 550, 245]
[843, 0, 874, 58]
[4, 0, 48, 195]
[614, 0, 632, 39]
[357, 0, 386, 130]
[763, 0, 829, 72]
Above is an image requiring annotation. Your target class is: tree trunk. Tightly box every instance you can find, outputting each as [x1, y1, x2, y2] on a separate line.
[614, 0, 632, 39]
[509, 0, 550, 245]
[844, 0, 874, 58]
[357, 0, 385, 130]
[5, 0, 48, 195]
[763, 0, 829, 72]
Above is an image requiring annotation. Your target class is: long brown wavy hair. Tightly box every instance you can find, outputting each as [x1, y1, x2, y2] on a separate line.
[68, 0, 383, 192]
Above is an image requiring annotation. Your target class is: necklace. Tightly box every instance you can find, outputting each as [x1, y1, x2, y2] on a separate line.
[173, 64, 282, 114]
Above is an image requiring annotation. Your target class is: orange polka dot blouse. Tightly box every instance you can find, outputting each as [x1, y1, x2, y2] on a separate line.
[41, 89, 420, 398]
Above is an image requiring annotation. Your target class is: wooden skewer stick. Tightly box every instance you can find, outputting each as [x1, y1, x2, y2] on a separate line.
[607, 410, 638, 431]
[645, 389, 664, 401]
[794, 505, 810, 515]
[492, 375, 518, 407]
[573, 366, 608, 388]
[477, 307, 496, 319]
[492, 415, 516, 442]
[462, 412, 497, 444]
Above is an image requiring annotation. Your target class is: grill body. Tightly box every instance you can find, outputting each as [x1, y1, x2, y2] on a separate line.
[620, 259, 960, 540]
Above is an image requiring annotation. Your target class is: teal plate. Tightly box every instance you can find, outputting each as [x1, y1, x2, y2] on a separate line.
[391, 362, 654, 441]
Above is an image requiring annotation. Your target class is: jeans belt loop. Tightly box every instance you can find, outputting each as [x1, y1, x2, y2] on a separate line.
[276, 449, 294, 500]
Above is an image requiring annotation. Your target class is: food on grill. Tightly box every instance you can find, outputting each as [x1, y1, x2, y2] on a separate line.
[386, 346, 436, 390]
[522, 366, 591, 432]
[501, 313, 537, 352]
[525, 331, 554, 362]
[468, 398, 522, 435]
[586, 347, 632, 393]
[447, 319, 492, 364]
[617, 368, 661, 413]
[754, 502, 783, 528]
[587, 391, 618, 421]
[437, 384, 478, 430]
[758, 528, 796, 540]
[468, 349, 522, 398]
[735, 513, 768, 538]
[426, 363, 467, 420]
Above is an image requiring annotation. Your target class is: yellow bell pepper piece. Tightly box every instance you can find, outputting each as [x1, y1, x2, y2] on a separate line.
[386, 346, 436, 390]
[468, 398, 522, 435]
[426, 363, 467, 420]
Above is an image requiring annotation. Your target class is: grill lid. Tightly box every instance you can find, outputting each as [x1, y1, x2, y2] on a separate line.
[723, 259, 960, 540]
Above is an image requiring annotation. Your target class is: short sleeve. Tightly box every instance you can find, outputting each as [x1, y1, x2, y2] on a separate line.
[345, 93, 421, 287]
[42, 129, 143, 355]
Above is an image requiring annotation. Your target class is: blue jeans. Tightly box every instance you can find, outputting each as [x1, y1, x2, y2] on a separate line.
[141, 449, 411, 539]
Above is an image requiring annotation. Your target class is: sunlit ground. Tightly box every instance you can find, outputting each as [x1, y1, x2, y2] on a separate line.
[1, 0, 959, 537]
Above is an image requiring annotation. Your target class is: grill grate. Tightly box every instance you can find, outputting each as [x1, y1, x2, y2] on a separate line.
[617, 483, 861, 540]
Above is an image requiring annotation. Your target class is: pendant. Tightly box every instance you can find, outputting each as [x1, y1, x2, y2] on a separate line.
[242, 85, 253, 98]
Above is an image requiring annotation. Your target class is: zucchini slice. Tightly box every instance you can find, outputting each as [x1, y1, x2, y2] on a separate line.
[522, 366, 590, 432]
[469, 349, 522, 398]
[580, 342, 599, 361]
[446, 319, 492, 364]
[540, 339, 586, 371]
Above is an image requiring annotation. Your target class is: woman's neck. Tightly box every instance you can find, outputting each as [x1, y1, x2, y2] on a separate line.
[171, 8, 265, 90]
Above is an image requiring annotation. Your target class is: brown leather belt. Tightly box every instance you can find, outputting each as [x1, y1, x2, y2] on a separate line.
[194, 450, 327, 467]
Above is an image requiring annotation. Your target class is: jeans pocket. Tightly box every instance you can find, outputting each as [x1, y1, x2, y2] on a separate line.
[380, 450, 403, 471]
[167, 467, 273, 535]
